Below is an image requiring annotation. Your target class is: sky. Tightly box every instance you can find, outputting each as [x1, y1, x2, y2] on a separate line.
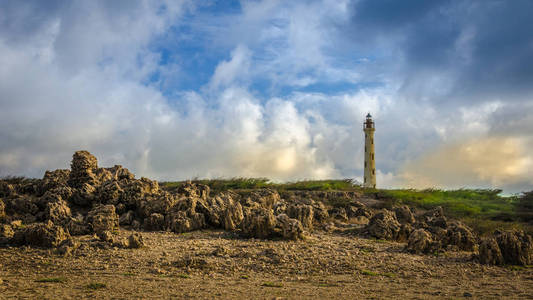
[1, 0, 532, 193]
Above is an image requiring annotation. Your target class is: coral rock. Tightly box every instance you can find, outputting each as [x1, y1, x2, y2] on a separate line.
[366, 210, 401, 240]
[241, 207, 277, 239]
[286, 204, 314, 229]
[394, 206, 415, 224]
[12, 220, 70, 248]
[86, 205, 119, 234]
[276, 214, 305, 240]
[406, 229, 434, 254]
[495, 230, 533, 265]
[479, 238, 504, 265]
[143, 213, 165, 231]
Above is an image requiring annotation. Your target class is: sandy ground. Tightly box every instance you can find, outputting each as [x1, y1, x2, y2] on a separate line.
[1, 229, 532, 299]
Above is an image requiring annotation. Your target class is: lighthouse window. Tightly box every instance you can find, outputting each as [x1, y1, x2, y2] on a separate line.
[372, 169, 375, 175]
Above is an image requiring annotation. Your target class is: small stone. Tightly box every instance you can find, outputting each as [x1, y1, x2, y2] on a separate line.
[127, 233, 144, 249]
[463, 292, 473, 297]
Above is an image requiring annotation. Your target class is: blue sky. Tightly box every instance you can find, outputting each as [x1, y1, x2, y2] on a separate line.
[1, 0, 533, 193]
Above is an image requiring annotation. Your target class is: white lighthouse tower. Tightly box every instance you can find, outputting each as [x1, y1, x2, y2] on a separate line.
[363, 113, 376, 188]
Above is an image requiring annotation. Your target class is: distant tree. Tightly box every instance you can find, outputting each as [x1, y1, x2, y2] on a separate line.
[517, 191, 533, 211]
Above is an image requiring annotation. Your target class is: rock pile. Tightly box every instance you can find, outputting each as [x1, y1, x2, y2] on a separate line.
[0, 151, 316, 249]
[479, 230, 533, 265]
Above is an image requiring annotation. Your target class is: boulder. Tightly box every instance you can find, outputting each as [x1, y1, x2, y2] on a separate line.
[0, 198, 5, 221]
[406, 229, 433, 254]
[68, 151, 98, 188]
[397, 224, 414, 243]
[56, 238, 79, 256]
[177, 182, 209, 200]
[40, 187, 74, 206]
[120, 178, 159, 207]
[276, 214, 305, 240]
[12, 221, 70, 248]
[394, 206, 415, 224]
[310, 201, 329, 222]
[0, 181, 15, 198]
[40, 169, 70, 194]
[119, 210, 135, 226]
[444, 222, 477, 251]
[86, 205, 119, 234]
[137, 193, 177, 218]
[0, 224, 14, 245]
[365, 210, 401, 240]
[97, 230, 114, 243]
[5, 196, 39, 216]
[244, 189, 281, 210]
[495, 230, 533, 265]
[346, 205, 359, 218]
[127, 233, 144, 248]
[65, 215, 90, 236]
[424, 206, 447, 228]
[241, 207, 277, 239]
[44, 200, 72, 224]
[165, 210, 206, 233]
[354, 207, 373, 219]
[70, 183, 96, 206]
[223, 200, 244, 231]
[98, 181, 123, 205]
[143, 213, 165, 231]
[286, 204, 314, 229]
[329, 207, 348, 222]
[105, 165, 135, 181]
[479, 238, 504, 265]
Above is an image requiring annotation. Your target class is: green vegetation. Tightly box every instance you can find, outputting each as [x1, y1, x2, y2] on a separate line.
[161, 178, 360, 195]
[374, 188, 513, 218]
[35, 277, 67, 283]
[86, 282, 107, 290]
[261, 281, 283, 288]
[177, 274, 190, 279]
[360, 270, 379, 276]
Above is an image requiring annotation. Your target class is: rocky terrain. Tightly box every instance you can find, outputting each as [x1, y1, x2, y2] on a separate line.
[0, 151, 532, 299]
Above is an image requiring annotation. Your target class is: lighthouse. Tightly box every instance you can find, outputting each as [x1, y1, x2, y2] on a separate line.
[363, 113, 376, 188]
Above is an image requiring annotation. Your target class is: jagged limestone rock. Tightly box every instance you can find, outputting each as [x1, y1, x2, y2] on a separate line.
[495, 230, 533, 265]
[68, 150, 98, 188]
[12, 220, 70, 248]
[241, 207, 277, 239]
[86, 205, 119, 234]
[479, 237, 504, 265]
[276, 214, 305, 240]
[406, 229, 434, 254]
[143, 213, 165, 231]
[365, 210, 401, 240]
[286, 204, 314, 229]
[394, 205, 415, 224]
[44, 200, 72, 224]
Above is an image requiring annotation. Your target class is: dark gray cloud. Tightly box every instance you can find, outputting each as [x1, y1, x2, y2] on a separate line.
[346, 0, 533, 104]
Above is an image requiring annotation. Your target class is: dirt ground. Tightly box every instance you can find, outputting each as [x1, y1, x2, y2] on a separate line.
[1, 229, 532, 299]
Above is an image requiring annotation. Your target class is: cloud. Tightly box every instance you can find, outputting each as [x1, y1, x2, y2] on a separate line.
[209, 45, 251, 89]
[397, 137, 533, 191]
[346, 0, 533, 104]
[0, 0, 532, 194]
